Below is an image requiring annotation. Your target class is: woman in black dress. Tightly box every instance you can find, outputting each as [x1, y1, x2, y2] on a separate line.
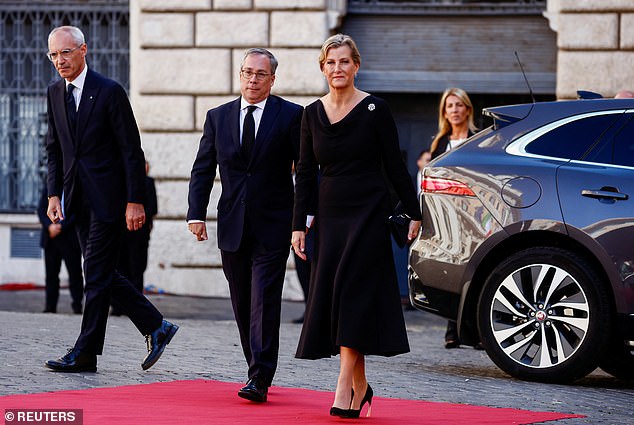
[291, 34, 421, 418]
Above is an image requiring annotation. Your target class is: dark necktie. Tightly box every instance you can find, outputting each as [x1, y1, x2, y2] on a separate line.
[241, 105, 257, 159]
[66, 83, 77, 132]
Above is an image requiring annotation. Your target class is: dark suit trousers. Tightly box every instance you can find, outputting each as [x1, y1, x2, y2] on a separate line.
[116, 227, 150, 293]
[73, 199, 162, 355]
[44, 233, 83, 311]
[220, 226, 288, 386]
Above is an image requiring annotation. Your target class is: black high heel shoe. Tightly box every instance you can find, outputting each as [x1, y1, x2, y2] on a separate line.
[348, 384, 373, 418]
[330, 389, 354, 417]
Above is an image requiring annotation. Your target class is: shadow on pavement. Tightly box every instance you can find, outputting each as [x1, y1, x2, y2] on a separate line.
[0, 287, 441, 326]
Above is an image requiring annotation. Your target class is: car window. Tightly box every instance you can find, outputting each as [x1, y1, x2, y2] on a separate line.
[525, 114, 621, 160]
[611, 116, 634, 167]
[585, 113, 634, 167]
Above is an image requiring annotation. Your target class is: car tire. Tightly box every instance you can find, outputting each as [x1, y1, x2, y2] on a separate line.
[477, 247, 611, 383]
[599, 337, 634, 380]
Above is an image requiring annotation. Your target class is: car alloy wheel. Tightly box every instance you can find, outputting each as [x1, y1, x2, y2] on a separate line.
[477, 247, 611, 383]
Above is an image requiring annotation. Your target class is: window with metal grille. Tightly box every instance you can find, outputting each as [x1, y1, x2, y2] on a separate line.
[0, 0, 129, 213]
[348, 0, 546, 15]
[10, 227, 41, 258]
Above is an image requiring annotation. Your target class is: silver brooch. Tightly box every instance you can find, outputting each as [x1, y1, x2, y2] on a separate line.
[368, 103, 375, 111]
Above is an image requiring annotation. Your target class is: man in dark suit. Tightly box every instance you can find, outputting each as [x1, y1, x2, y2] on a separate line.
[44, 26, 177, 373]
[187, 48, 303, 402]
[38, 186, 83, 314]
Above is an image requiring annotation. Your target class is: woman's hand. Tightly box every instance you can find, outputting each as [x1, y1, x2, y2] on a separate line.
[408, 220, 421, 242]
[291, 230, 307, 260]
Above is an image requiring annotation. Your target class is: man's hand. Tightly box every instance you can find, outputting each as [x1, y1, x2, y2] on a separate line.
[48, 223, 62, 239]
[188, 222, 208, 241]
[291, 230, 306, 260]
[47, 196, 64, 223]
[126, 202, 146, 231]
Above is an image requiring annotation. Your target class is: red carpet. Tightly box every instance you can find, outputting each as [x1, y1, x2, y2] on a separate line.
[0, 379, 582, 424]
[0, 283, 42, 290]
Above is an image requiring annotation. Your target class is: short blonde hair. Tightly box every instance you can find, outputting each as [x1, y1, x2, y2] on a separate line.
[318, 34, 361, 71]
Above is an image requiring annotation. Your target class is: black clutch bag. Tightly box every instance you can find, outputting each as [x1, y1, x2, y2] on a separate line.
[389, 212, 411, 248]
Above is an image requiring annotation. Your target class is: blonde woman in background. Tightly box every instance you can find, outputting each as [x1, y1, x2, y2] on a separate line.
[429, 87, 479, 349]
[430, 87, 477, 160]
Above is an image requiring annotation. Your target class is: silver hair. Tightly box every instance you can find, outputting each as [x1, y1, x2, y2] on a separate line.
[48, 26, 85, 47]
[241, 48, 278, 74]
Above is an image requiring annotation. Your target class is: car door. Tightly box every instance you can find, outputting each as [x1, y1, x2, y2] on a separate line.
[557, 112, 634, 313]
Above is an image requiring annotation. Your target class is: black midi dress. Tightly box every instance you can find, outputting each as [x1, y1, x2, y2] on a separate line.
[293, 95, 422, 359]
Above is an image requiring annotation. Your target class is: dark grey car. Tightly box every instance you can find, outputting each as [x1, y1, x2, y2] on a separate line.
[408, 98, 634, 383]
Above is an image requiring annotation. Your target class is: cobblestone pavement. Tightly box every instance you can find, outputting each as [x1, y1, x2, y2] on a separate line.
[0, 290, 632, 424]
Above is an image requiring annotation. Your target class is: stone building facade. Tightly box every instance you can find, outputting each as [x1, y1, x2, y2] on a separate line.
[130, 0, 634, 298]
[130, 0, 344, 298]
[546, 0, 634, 98]
[2, 0, 634, 299]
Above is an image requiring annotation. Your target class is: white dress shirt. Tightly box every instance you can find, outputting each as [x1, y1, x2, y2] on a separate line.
[240, 97, 268, 145]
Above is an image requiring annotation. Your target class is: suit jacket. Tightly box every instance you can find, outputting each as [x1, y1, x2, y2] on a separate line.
[144, 176, 158, 229]
[46, 68, 146, 222]
[187, 95, 303, 252]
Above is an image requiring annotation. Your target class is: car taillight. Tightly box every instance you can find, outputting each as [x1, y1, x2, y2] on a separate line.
[422, 176, 475, 196]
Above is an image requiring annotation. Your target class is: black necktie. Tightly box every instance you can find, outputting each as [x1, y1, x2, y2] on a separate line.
[242, 105, 257, 159]
[66, 83, 77, 132]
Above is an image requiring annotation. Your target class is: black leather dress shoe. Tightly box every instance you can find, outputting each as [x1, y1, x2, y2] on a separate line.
[46, 348, 97, 373]
[141, 320, 179, 370]
[444, 339, 460, 349]
[238, 378, 268, 402]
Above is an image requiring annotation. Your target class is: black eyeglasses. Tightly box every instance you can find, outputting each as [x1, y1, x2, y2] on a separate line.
[46, 45, 83, 62]
[240, 69, 272, 81]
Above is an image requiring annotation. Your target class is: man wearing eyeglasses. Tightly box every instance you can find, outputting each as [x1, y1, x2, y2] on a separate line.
[187, 48, 303, 402]
[44, 26, 178, 373]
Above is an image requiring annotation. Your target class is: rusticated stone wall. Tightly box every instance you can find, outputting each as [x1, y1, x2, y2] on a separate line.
[127, 0, 634, 297]
[546, 0, 634, 98]
[129, 0, 342, 297]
